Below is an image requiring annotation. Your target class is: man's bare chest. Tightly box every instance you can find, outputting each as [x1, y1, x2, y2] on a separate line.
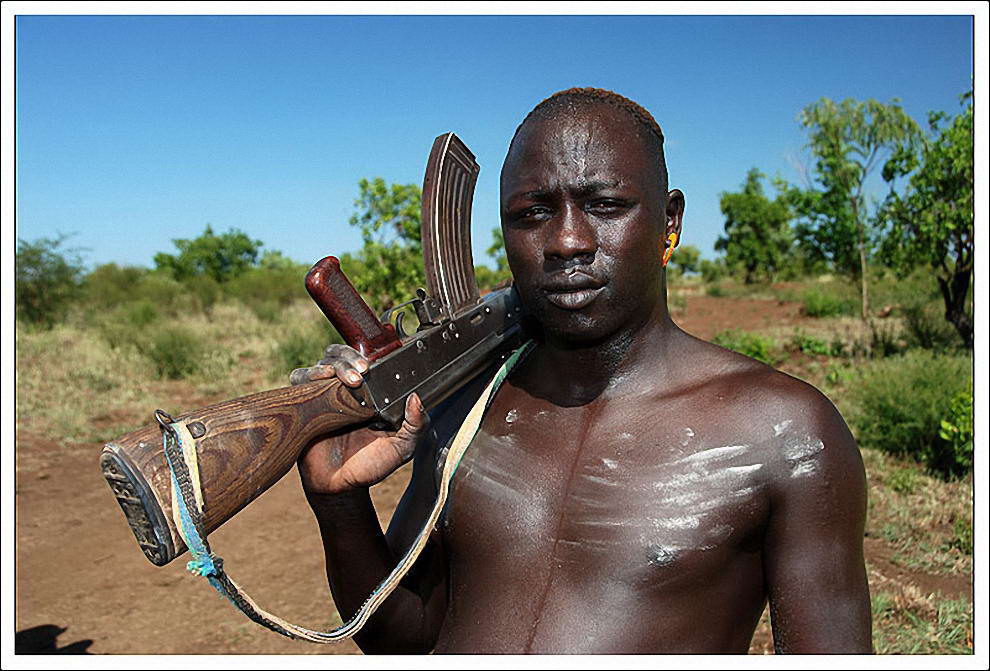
[440, 392, 772, 590]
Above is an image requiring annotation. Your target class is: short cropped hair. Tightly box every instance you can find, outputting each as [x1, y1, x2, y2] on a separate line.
[511, 87, 668, 194]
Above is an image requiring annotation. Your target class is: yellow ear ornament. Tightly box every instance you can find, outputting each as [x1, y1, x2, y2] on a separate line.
[661, 232, 679, 267]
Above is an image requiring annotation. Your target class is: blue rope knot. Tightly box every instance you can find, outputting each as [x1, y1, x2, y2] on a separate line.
[186, 554, 218, 577]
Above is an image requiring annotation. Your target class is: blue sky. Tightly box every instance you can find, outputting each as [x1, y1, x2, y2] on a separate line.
[15, 14, 974, 271]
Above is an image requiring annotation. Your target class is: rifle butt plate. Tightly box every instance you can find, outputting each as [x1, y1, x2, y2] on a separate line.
[100, 445, 176, 566]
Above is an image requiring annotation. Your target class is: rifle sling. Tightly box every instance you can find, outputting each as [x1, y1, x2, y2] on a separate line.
[157, 340, 534, 644]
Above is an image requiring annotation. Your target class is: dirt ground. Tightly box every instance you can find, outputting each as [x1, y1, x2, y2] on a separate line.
[14, 293, 971, 655]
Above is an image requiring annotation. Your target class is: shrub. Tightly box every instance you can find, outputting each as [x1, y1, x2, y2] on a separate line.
[700, 257, 731, 283]
[270, 322, 344, 380]
[706, 284, 726, 297]
[790, 330, 832, 356]
[225, 264, 309, 315]
[801, 286, 856, 318]
[867, 320, 907, 358]
[123, 300, 160, 328]
[94, 299, 163, 351]
[128, 272, 192, 316]
[81, 263, 149, 311]
[712, 329, 778, 365]
[15, 234, 86, 328]
[939, 391, 974, 472]
[903, 300, 961, 351]
[139, 326, 208, 379]
[848, 351, 973, 478]
[183, 274, 222, 314]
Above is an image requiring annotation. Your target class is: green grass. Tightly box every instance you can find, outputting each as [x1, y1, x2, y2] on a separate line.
[860, 447, 973, 577]
[801, 285, 857, 318]
[872, 593, 972, 654]
[712, 329, 779, 365]
[847, 351, 973, 477]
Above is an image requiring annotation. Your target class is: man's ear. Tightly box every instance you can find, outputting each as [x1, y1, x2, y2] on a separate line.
[665, 189, 685, 241]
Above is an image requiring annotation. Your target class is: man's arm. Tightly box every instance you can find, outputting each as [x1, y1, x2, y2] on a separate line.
[293, 346, 449, 654]
[761, 388, 873, 653]
[306, 431, 449, 654]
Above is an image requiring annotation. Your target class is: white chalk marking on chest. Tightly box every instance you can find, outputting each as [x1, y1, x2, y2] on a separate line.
[783, 437, 824, 461]
[504, 408, 519, 423]
[773, 419, 794, 436]
[678, 444, 750, 464]
[681, 427, 696, 447]
[782, 436, 825, 478]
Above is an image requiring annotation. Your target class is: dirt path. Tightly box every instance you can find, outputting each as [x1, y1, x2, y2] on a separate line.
[14, 293, 970, 655]
[15, 428, 412, 655]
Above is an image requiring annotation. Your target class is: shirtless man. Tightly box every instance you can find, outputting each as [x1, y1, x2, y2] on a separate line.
[291, 88, 872, 654]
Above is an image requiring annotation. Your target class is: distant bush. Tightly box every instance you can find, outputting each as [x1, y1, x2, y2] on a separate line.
[15, 234, 86, 328]
[903, 300, 961, 351]
[183, 274, 223, 314]
[270, 322, 344, 380]
[849, 351, 973, 478]
[713, 329, 778, 365]
[706, 284, 727, 297]
[122, 300, 160, 328]
[139, 326, 210, 380]
[699, 257, 731, 284]
[790, 330, 834, 356]
[81, 263, 149, 311]
[127, 272, 192, 316]
[95, 299, 163, 351]
[867, 319, 907, 358]
[225, 264, 309, 320]
[801, 286, 856, 318]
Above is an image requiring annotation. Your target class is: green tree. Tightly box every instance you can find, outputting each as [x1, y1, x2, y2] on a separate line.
[699, 256, 731, 284]
[481, 226, 513, 289]
[342, 178, 518, 309]
[879, 92, 973, 347]
[715, 169, 794, 283]
[153, 225, 263, 284]
[15, 234, 86, 327]
[781, 98, 921, 318]
[667, 244, 701, 279]
[487, 227, 510, 273]
[341, 178, 426, 311]
[81, 262, 148, 311]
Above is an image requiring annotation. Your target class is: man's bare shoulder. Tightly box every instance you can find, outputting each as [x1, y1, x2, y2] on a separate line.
[660, 332, 862, 487]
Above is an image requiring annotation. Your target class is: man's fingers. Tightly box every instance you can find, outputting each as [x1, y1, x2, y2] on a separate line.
[394, 394, 429, 444]
[319, 345, 369, 370]
[289, 363, 366, 388]
[317, 345, 368, 385]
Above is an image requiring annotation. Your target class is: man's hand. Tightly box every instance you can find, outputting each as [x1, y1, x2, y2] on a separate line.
[290, 344, 428, 495]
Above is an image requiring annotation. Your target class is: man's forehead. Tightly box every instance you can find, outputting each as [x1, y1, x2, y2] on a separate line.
[502, 106, 656, 190]
[513, 104, 647, 153]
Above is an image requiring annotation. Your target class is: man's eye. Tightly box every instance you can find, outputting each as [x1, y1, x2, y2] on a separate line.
[517, 206, 552, 221]
[587, 200, 627, 215]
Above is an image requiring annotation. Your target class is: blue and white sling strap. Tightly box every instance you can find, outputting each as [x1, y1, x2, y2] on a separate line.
[157, 340, 534, 643]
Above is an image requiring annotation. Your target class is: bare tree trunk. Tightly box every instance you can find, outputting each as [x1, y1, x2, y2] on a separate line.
[938, 272, 974, 348]
[853, 198, 869, 321]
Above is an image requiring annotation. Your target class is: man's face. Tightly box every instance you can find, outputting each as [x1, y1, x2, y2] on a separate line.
[500, 105, 667, 345]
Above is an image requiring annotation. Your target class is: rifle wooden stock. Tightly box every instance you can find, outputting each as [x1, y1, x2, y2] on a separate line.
[100, 377, 375, 566]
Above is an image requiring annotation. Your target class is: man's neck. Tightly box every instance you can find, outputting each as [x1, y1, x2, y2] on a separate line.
[522, 301, 679, 408]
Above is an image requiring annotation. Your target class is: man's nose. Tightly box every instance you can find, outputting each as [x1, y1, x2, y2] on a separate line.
[543, 203, 596, 261]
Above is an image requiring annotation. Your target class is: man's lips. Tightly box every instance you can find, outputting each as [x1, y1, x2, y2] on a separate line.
[541, 273, 606, 310]
[543, 286, 604, 310]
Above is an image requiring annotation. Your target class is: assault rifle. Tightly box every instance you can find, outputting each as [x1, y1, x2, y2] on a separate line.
[101, 133, 525, 567]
